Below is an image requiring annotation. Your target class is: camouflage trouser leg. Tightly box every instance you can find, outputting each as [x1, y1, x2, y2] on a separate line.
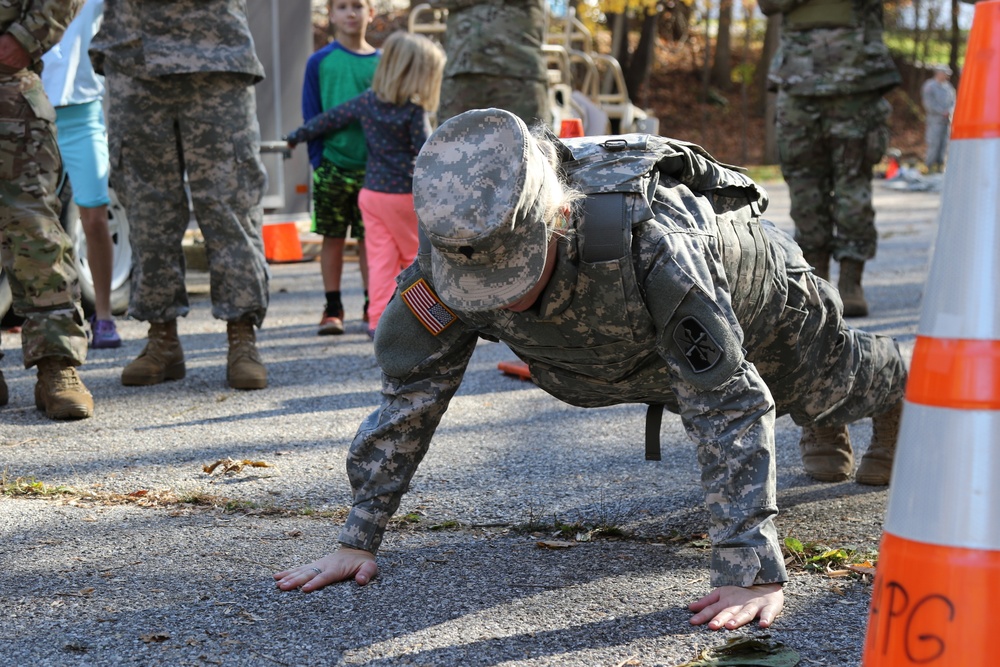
[438, 75, 550, 127]
[777, 90, 891, 262]
[925, 116, 950, 169]
[105, 70, 269, 326]
[0, 75, 87, 368]
[752, 270, 906, 427]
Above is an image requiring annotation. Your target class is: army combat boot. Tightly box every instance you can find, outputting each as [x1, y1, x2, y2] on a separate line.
[856, 399, 903, 486]
[122, 320, 185, 386]
[802, 250, 830, 282]
[34, 357, 93, 420]
[227, 319, 267, 390]
[1, 368, 8, 407]
[838, 259, 869, 317]
[799, 423, 854, 482]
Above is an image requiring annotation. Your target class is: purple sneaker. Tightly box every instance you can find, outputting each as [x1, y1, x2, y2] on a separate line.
[90, 318, 122, 349]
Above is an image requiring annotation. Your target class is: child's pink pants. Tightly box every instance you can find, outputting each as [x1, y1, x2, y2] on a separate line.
[358, 188, 420, 331]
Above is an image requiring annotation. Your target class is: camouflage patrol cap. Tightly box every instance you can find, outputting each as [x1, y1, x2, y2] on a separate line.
[413, 108, 556, 311]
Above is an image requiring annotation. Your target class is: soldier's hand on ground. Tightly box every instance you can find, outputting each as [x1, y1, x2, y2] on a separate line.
[273, 547, 378, 592]
[0, 35, 31, 73]
[687, 583, 784, 630]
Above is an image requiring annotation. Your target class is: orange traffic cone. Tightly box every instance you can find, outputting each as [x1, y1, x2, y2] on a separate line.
[559, 118, 584, 138]
[862, 3, 1000, 665]
[261, 222, 303, 263]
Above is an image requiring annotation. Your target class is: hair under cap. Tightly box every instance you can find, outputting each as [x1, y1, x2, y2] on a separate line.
[413, 108, 555, 311]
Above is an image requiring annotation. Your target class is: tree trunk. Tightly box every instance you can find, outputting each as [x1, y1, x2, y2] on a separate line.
[949, 0, 961, 80]
[623, 11, 659, 105]
[753, 15, 781, 117]
[711, 0, 733, 90]
[761, 16, 782, 165]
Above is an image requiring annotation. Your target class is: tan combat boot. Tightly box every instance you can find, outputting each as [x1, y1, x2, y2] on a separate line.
[1, 368, 8, 407]
[856, 400, 903, 486]
[838, 259, 869, 317]
[34, 357, 93, 420]
[121, 320, 185, 386]
[799, 423, 854, 482]
[227, 319, 267, 390]
[802, 250, 830, 282]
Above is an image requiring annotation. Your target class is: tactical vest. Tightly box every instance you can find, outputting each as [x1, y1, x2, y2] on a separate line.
[562, 135, 776, 459]
[784, 0, 854, 30]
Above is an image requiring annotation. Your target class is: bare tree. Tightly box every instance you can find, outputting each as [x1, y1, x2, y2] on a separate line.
[711, 0, 733, 90]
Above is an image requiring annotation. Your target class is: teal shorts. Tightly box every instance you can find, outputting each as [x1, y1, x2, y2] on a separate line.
[55, 100, 110, 208]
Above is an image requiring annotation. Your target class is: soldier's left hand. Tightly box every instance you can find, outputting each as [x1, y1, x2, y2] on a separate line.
[687, 583, 784, 630]
[0, 35, 31, 73]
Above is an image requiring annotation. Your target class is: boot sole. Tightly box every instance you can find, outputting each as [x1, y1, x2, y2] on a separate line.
[43, 403, 94, 420]
[121, 363, 186, 386]
[803, 470, 852, 483]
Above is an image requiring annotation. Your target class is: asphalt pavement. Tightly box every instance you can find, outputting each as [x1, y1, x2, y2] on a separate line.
[0, 179, 941, 666]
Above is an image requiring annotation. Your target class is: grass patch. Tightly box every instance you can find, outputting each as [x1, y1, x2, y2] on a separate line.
[746, 164, 784, 184]
[1, 474, 75, 497]
[783, 536, 878, 579]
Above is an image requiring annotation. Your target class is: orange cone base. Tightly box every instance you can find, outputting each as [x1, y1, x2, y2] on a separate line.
[497, 360, 532, 382]
[863, 532, 1000, 666]
[262, 222, 304, 263]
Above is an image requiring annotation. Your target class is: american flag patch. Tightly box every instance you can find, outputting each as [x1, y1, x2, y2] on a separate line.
[401, 279, 457, 335]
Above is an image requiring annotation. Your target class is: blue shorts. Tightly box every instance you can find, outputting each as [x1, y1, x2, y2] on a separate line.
[55, 99, 110, 208]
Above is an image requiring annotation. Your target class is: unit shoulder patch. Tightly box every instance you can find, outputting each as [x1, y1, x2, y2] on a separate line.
[672, 316, 722, 373]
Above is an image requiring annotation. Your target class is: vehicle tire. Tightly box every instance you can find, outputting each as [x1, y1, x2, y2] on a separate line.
[59, 178, 132, 316]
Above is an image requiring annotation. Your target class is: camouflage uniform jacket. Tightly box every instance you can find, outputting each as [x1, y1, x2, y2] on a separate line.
[1, 0, 82, 77]
[342, 135, 794, 588]
[89, 0, 263, 82]
[759, 0, 900, 97]
[429, 0, 548, 83]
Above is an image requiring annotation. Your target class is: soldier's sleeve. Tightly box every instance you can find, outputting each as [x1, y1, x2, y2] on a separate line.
[7, 0, 83, 61]
[639, 232, 788, 587]
[338, 263, 479, 553]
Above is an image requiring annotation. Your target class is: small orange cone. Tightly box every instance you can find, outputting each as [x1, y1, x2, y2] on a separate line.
[497, 360, 532, 382]
[558, 118, 584, 138]
[262, 222, 303, 263]
[862, 3, 1000, 665]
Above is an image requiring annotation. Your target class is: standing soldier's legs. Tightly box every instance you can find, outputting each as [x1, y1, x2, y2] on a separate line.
[179, 73, 268, 390]
[438, 74, 549, 127]
[925, 116, 949, 171]
[827, 93, 890, 317]
[0, 75, 91, 419]
[776, 92, 835, 281]
[105, 70, 189, 386]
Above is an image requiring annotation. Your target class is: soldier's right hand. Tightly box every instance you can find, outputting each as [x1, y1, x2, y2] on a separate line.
[273, 547, 378, 592]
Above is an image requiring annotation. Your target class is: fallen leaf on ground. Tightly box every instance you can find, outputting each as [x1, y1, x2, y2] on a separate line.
[536, 540, 576, 549]
[677, 636, 800, 666]
[140, 632, 170, 643]
[202, 458, 273, 475]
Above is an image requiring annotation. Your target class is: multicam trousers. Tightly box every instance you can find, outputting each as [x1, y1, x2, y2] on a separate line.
[776, 90, 891, 262]
[0, 73, 87, 368]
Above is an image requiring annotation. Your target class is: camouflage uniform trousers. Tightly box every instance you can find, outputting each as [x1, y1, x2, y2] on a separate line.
[748, 268, 907, 427]
[924, 115, 950, 169]
[438, 75, 549, 127]
[104, 68, 269, 326]
[776, 90, 891, 262]
[0, 73, 87, 368]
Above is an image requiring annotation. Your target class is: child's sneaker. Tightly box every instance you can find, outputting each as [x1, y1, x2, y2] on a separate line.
[318, 308, 344, 336]
[90, 317, 122, 349]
